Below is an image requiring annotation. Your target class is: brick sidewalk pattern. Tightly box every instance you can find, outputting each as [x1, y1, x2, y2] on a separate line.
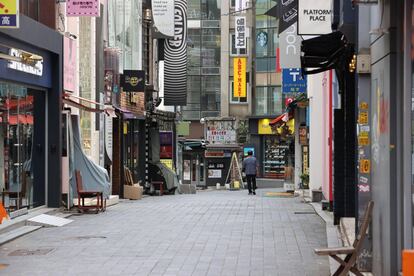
[0, 189, 329, 276]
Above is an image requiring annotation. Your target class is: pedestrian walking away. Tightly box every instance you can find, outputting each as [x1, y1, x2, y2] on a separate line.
[242, 150, 257, 195]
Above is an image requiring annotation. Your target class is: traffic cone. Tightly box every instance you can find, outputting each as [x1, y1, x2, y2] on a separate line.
[0, 203, 8, 224]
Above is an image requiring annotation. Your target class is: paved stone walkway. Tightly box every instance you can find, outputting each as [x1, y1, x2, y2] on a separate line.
[0, 189, 329, 276]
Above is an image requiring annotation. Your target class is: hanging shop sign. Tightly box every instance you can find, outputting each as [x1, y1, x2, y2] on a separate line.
[66, 0, 99, 17]
[64, 37, 76, 92]
[360, 159, 371, 174]
[279, 23, 302, 68]
[8, 48, 43, 76]
[233, 57, 247, 98]
[299, 126, 308, 145]
[359, 101, 369, 110]
[164, 0, 187, 106]
[235, 16, 246, 50]
[358, 131, 370, 146]
[152, 0, 175, 37]
[302, 145, 309, 175]
[105, 113, 113, 161]
[358, 111, 369, 125]
[0, 0, 19, 28]
[282, 68, 307, 93]
[279, 0, 298, 34]
[298, 0, 333, 35]
[235, 0, 246, 12]
[120, 70, 145, 92]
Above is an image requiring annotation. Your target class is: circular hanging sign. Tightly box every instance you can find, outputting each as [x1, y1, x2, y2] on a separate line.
[256, 31, 268, 47]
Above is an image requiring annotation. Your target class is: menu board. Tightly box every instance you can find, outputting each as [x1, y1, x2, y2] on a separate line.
[263, 137, 289, 179]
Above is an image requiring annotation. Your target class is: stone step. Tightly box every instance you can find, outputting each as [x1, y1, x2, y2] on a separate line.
[0, 225, 42, 246]
[26, 214, 73, 228]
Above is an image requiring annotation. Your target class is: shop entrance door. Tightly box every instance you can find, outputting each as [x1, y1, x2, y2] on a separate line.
[0, 84, 45, 212]
[190, 154, 205, 187]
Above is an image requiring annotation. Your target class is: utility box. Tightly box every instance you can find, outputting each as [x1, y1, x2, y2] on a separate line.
[357, 54, 371, 74]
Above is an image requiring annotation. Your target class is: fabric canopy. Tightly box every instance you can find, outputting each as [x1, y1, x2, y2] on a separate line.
[269, 113, 290, 126]
[69, 115, 111, 200]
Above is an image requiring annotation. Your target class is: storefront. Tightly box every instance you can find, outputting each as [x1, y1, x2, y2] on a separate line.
[181, 140, 205, 187]
[248, 118, 295, 179]
[0, 16, 63, 211]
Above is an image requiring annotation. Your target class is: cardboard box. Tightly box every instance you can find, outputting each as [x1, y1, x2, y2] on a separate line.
[124, 184, 143, 200]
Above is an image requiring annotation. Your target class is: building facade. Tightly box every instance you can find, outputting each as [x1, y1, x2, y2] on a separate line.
[0, 13, 63, 210]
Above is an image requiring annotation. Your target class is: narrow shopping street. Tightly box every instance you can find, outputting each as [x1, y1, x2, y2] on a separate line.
[0, 189, 328, 276]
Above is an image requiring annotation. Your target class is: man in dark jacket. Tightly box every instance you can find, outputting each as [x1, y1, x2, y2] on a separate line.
[242, 150, 257, 195]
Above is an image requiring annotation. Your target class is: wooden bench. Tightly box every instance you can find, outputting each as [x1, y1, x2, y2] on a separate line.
[75, 170, 106, 213]
[314, 200, 374, 276]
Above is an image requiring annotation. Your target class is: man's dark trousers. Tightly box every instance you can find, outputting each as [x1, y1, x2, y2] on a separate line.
[246, 175, 256, 193]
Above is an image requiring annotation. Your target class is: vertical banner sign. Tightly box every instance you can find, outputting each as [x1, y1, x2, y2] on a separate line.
[235, 16, 246, 50]
[164, 0, 187, 106]
[67, 0, 99, 17]
[298, 0, 333, 35]
[0, 0, 19, 28]
[279, 23, 302, 69]
[278, 0, 301, 68]
[235, 0, 246, 12]
[64, 37, 76, 92]
[233, 57, 246, 98]
[120, 70, 145, 92]
[152, 0, 175, 37]
[278, 0, 298, 34]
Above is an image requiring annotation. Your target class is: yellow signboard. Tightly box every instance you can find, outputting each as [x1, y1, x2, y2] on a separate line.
[233, 57, 246, 98]
[358, 111, 369, 125]
[358, 131, 370, 146]
[160, 159, 174, 172]
[360, 159, 371, 174]
[0, 0, 19, 28]
[258, 119, 273, 135]
[359, 102, 369, 110]
[258, 118, 295, 135]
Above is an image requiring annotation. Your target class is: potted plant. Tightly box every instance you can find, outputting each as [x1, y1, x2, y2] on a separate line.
[300, 173, 309, 189]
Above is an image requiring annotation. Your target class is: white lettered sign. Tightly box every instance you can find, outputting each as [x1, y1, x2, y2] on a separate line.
[298, 0, 333, 35]
[235, 16, 246, 50]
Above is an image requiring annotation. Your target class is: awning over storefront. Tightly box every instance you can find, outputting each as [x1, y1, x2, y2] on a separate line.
[63, 93, 115, 116]
[179, 140, 204, 150]
[114, 106, 145, 120]
[205, 144, 241, 151]
[269, 113, 290, 126]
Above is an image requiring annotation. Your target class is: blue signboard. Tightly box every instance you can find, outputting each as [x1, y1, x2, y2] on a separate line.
[0, 0, 19, 28]
[243, 147, 255, 157]
[282, 68, 307, 93]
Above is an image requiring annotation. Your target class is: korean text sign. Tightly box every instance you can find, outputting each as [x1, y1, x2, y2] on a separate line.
[0, 0, 19, 28]
[67, 0, 99, 17]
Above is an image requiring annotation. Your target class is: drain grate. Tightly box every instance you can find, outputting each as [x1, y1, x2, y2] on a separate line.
[294, 211, 316, 215]
[9, 248, 54, 256]
[71, 235, 107, 240]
